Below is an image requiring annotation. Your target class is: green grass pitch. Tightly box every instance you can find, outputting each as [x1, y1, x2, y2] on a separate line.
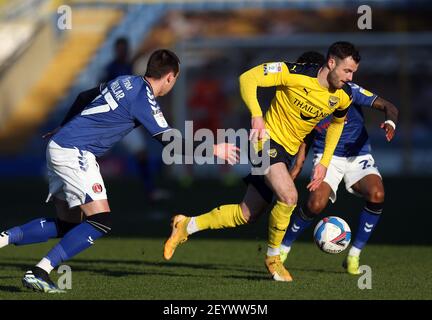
[0, 238, 430, 300]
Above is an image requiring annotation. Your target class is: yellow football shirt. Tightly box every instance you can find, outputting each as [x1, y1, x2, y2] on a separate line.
[239, 62, 352, 157]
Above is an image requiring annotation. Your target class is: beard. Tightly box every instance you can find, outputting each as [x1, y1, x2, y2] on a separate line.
[327, 70, 343, 90]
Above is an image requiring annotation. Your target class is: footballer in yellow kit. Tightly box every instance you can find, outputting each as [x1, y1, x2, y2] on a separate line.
[241, 60, 352, 160]
[164, 42, 360, 282]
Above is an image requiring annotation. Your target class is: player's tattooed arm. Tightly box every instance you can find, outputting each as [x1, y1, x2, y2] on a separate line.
[289, 130, 315, 180]
[372, 97, 399, 142]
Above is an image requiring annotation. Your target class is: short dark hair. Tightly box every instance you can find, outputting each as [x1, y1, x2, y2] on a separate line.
[145, 49, 180, 79]
[296, 51, 325, 65]
[327, 41, 361, 63]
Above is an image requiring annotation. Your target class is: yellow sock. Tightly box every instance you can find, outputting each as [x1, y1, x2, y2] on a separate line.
[268, 201, 296, 250]
[195, 204, 247, 231]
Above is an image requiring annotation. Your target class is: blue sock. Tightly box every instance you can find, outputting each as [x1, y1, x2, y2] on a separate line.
[7, 218, 58, 245]
[282, 207, 314, 247]
[44, 221, 105, 269]
[352, 202, 382, 250]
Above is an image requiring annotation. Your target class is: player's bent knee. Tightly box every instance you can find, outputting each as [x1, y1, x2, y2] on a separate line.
[276, 193, 297, 207]
[367, 189, 385, 203]
[86, 212, 112, 235]
[307, 199, 326, 215]
[239, 202, 262, 224]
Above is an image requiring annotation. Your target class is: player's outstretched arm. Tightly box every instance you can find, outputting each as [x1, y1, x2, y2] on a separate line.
[213, 143, 240, 165]
[372, 97, 399, 142]
[154, 130, 240, 165]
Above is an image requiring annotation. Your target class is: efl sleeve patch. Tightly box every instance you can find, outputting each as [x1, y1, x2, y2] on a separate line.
[359, 87, 374, 97]
[349, 82, 377, 107]
[263, 62, 282, 75]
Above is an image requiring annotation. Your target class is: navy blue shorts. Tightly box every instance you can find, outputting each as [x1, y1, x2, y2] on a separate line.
[243, 139, 294, 203]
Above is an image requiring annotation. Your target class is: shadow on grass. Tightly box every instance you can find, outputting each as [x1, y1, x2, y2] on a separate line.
[0, 285, 22, 293]
[0, 257, 267, 281]
[288, 267, 345, 275]
[0, 257, 346, 281]
[224, 274, 271, 281]
[0, 275, 19, 279]
[0, 260, 30, 272]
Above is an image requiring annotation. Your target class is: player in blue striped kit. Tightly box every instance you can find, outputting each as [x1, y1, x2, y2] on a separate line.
[0, 49, 239, 292]
[280, 52, 399, 275]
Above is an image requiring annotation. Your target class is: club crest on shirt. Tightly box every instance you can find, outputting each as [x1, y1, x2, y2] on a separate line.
[92, 183, 103, 194]
[328, 96, 339, 109]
